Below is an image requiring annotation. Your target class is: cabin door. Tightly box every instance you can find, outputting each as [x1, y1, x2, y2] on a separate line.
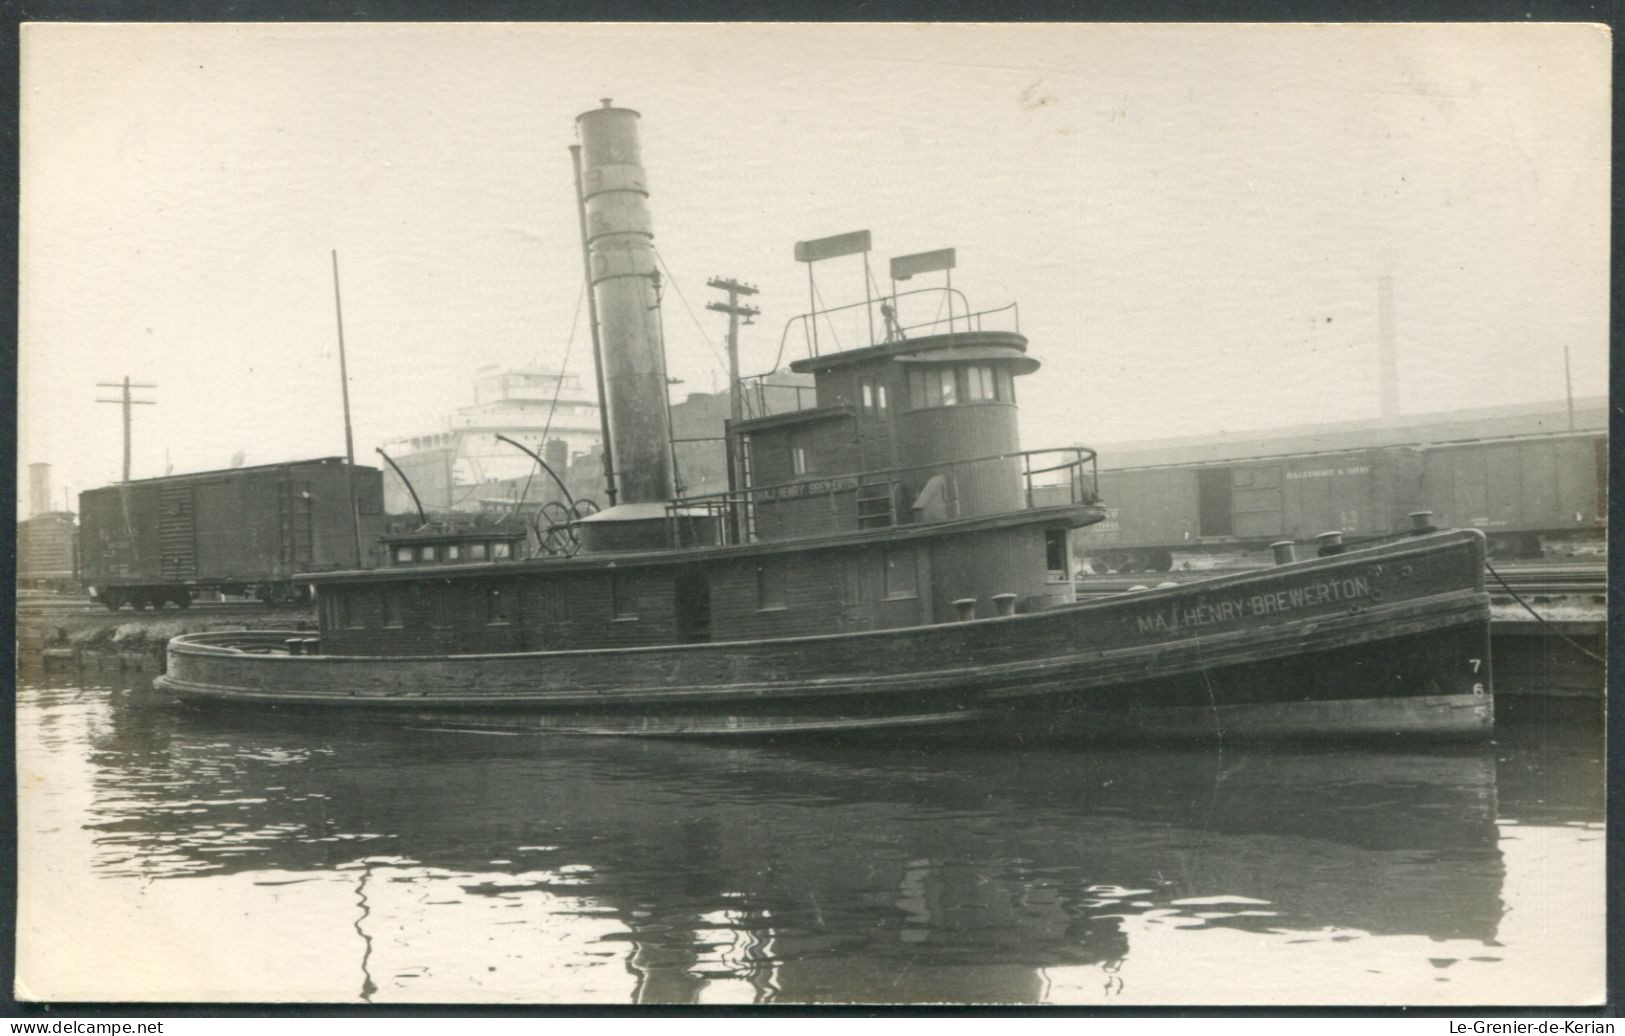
[839, 554, 872, 632]
[674, 567, 712, 643]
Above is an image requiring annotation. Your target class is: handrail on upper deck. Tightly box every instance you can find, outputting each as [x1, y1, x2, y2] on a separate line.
[766, 286, 1020, 363]
[666, 445, 1100, 547]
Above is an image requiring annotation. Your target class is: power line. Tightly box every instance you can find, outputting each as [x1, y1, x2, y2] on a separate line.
[652, 247, 729, 377]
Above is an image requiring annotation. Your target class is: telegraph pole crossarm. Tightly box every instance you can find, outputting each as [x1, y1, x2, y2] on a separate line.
[96, 376, 157, 482]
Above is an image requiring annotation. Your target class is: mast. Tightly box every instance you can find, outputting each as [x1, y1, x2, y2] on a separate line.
[330, 250, 365, 568]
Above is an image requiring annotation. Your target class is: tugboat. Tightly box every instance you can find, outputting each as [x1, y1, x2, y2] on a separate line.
[156, 100, 1493, 740]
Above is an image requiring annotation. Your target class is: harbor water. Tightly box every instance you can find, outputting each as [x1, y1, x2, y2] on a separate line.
[15, 662, 1604, 1006]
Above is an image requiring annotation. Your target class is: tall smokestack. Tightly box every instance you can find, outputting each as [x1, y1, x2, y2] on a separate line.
[28, 463, 50, 517]
[1377, 275, 1399, 420]
[576, 99, 675, 504]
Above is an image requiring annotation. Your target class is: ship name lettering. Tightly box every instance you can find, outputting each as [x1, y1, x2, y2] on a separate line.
[1136, 576, 1372, 635]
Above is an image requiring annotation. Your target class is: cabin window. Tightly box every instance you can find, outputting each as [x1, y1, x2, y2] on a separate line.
[612, 573, 640, 620]
[996, 367, 1015, 402]
[394, 546, 414, 564]
[937, 368, 957, 406]
[469, 543, 488, 560]
[1045, 529, 1070, 581]
[485, 584, 511, 625]
[861, 377, 889, 418]
[883, 547, 918, 600]
[445, 544, 461, 561]
[419, 545, 437, 562]
[339, 591, 364, 629]
[382, 588, 406, 628]
[789, 433, 813, 476]
[493, 542, 512, 560]
[756, 559, 787, 611]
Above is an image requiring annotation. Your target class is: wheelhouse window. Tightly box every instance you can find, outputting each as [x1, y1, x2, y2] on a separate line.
[883, 547, 918, 600]
[469, 543, 488, 560]
[419, 545, 437, 562]
[756, 559, 787, 611]
[393, 545, 414, 564]
[445, 544, 460, 561]
[966, 365, 996, 401]
[493, 542, 513, 560]
[908, 364, 1012, 409]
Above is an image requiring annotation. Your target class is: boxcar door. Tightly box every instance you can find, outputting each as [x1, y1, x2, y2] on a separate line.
[158, 484, 198, 583]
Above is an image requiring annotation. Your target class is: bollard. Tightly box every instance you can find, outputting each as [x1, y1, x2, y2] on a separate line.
[302, 638, 321, 656]
[285, 638, 305, 656]
[992, 593, 1018, 617]
[1408, 510, 1436, 535]
[953, 598, 977, 622]
[1316, 531, 1345, 557]
[1271, 540, 1296, 565]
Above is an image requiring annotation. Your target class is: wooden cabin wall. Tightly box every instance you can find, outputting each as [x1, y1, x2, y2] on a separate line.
[705, 551, 846, 639]
[748, 419, 862, 487]
[895, 403, 1020, 469]
[754, 492, 862, 541]
[927, 525, 1063, 620]
[321, 567, 682, 655]
[516, 568, 678, 650]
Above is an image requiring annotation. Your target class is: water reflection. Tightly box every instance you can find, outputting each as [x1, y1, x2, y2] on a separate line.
[16, 664, 1603, 1005]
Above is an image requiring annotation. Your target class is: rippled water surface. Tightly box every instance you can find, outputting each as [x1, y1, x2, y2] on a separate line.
[15, 664, 1604, 1005]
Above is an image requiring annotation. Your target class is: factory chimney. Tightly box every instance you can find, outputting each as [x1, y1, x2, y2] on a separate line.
[28, 463, 51, 518]
[1377, 275, 1399, 421]
[575, 99, 676, 505]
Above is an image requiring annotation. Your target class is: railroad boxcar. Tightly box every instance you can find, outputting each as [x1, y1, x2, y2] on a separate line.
[1078, 447, 1424, 572]
[1420, 432, 1607, 557]
[1076, 430, 1607, 572]
[80, 457, 387, 610]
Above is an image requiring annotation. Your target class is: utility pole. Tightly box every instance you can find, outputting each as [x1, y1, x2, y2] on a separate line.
[95, 376, 156, 482]
[708, 277, 760, 542]
[706, 277, 760, 428]
[1564, 345, 1576, 431]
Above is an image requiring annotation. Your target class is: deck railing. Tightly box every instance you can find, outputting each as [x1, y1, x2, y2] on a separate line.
[668, 446, 1098, 547]
[778, 286, 1020, 361]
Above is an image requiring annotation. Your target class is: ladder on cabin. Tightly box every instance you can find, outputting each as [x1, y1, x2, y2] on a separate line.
[856, 481, 899, 528]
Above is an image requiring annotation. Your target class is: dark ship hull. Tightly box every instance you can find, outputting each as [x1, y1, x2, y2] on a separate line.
[156, 529, 1492, 741]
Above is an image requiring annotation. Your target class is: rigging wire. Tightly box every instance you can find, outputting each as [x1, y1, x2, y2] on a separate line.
[812, 280, 842, 352]
[509, 282, 585, 522]
[651, 246, 730, 378]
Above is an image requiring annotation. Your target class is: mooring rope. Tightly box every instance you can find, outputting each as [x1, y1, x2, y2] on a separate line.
[1483, 559, 1606, 665]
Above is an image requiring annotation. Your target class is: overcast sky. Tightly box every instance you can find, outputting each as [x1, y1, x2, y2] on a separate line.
[18, 22, 1610, 514]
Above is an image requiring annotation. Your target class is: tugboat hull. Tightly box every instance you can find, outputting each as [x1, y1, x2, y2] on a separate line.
[156, 530, 1493, 741]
